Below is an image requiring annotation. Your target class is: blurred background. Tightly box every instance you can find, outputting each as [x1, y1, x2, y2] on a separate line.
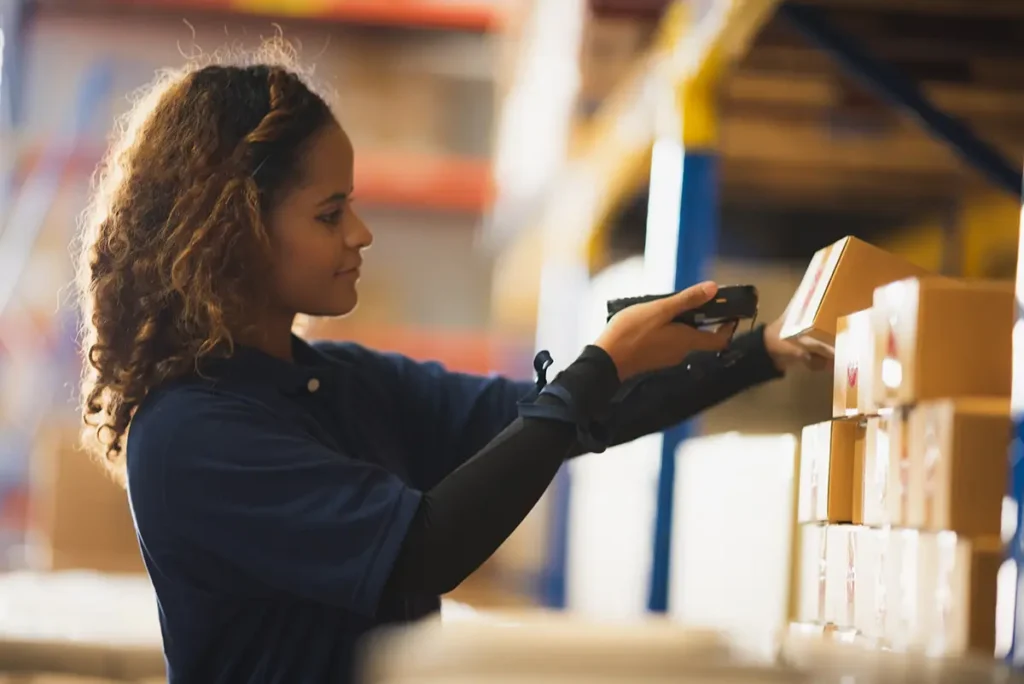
[0, 0, 1022, 676]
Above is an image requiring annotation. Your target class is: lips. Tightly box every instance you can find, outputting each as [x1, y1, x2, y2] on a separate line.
[335, 262, 362, 277]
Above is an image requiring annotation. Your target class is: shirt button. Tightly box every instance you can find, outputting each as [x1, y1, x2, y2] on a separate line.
[307, 378, 321, 393]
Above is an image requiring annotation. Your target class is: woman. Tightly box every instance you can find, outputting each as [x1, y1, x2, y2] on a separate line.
[75, 53, 820, 684]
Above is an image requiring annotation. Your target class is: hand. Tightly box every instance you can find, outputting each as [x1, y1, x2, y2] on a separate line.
[595, 281, 734, 381]
[763, 316, 832, 373]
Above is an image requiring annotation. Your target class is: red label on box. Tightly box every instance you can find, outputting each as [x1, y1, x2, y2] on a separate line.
[886, 326, 898, 359]
[846, 362, 858, 388]
[797, 259, 827, 325]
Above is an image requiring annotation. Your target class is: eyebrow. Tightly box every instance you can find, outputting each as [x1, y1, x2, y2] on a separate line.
[317, 190, 352, 207]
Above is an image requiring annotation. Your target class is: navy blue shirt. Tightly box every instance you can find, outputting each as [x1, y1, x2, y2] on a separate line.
[126, 338, 531, 683]
[126, 329, 781, 683]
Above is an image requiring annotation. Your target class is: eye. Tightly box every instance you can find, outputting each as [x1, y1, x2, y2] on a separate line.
[316, 208, 343, 226]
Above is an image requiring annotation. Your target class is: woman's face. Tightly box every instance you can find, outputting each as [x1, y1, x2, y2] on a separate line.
[265, 123, 372, 318]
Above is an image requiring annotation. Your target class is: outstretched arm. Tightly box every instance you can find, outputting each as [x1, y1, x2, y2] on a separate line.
[589, 325, 782, 453]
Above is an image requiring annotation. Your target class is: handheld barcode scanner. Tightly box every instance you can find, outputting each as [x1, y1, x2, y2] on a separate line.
[606, 285, 760, 335]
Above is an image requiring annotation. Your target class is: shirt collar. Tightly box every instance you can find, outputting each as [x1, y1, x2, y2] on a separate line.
[198, 335, 338, 396]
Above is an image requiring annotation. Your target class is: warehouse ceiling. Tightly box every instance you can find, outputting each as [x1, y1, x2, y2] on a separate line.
[588, 0, 1024, 258]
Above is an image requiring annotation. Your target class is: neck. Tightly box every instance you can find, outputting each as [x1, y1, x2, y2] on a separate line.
[236, 313, 297, 362]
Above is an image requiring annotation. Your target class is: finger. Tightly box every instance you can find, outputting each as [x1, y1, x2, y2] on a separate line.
[655, 281, 718, 321]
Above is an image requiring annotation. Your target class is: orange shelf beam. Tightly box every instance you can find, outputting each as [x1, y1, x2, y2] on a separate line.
[98, 0, 505, 32]
[17, 144, 493, 213]
[354, 152, 494, 213]
[308, 320, 528, 376]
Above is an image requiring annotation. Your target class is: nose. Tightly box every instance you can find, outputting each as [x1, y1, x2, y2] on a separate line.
[345, 207, 373, 250]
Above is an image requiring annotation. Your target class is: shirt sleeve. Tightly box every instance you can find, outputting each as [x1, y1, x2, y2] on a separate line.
[593, 325, 784, 450]
[317, 342, 535, 489]
[151, 391, 421, 617]
[388, 356, 536, 485]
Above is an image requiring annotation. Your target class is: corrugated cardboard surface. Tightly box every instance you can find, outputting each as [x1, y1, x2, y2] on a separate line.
[833, 309, 876, 419]
[783, 236, 934, 351]
[28, 422, 144, 574]
[907, 398, 1010, 538]
[872, 278, 1014, 407]
[0, 571, 163, 681]
[798, 419, 863, 524]
[0, 640, 164, 681]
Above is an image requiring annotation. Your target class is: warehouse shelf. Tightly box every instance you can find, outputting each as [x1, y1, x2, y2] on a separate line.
[70, 0, 506, 32]
[15, 143, 494, 213]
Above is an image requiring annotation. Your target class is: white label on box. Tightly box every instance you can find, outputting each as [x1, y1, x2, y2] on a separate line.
[853, 528, 880, 638]
[863, 418, 890, 527]
[888, 530, 920, 651]
[882, 413, 909, 527]
[782, 240, 844, 339]
[834, 309, 875, 418]
[921, 407, 946, 531]
[851, 311, 876, 414]
[874, 527, 891, 641]
[783, 246, 829, 339]
[916, 532, 960, 656]
[799, 423, 830, 523]
[874, 279, 920, 405]
[825, 526, 854, 628]
[797, 524, 827, 624]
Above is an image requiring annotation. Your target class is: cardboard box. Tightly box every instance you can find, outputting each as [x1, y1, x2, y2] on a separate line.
[807, 525, 884, 636]
[824, 525, 856, 629]
[795, 523, 828, 625]
[798, 420, 865, 524]
[881, 529, 920, 651]
[780, 236, 934, 354]
[851, 527, 883, 639]
[862, 416, 887, 528]
[888, 411, 913, 530]
[833, 309, 877, 418]
[28, 422, 144, 574]
[872, 278, 1014, 407]
[914, 533, 1001, 656]
[906, 398, 1010, 537]
[0, 638, 164, 681]
[860, 411, 911, 528]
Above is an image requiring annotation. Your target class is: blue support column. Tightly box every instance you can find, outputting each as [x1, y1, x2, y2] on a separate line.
[539, 465, 571, 607]
[645, 68, 720, 614]
[0, 0, 28, 129]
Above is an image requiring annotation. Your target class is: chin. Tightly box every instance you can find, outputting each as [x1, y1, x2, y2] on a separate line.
[307, 296, 358, 319]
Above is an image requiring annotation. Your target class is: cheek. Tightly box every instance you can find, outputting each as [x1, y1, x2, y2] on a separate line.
[271, 226, 342, 283]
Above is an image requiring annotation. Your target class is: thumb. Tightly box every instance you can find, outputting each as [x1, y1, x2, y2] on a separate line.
[654, 281, 718, 322]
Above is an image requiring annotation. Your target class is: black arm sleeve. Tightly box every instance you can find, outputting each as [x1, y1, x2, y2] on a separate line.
[569, 326, 783, 456]
[383, 346, 620, 596]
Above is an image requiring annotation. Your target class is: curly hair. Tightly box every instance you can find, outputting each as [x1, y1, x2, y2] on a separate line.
[74, 45, 335, 480]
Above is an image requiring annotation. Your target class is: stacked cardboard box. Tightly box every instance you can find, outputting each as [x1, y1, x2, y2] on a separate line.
[27, 421, 144, 574]
[786, 236, 1014, 659]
